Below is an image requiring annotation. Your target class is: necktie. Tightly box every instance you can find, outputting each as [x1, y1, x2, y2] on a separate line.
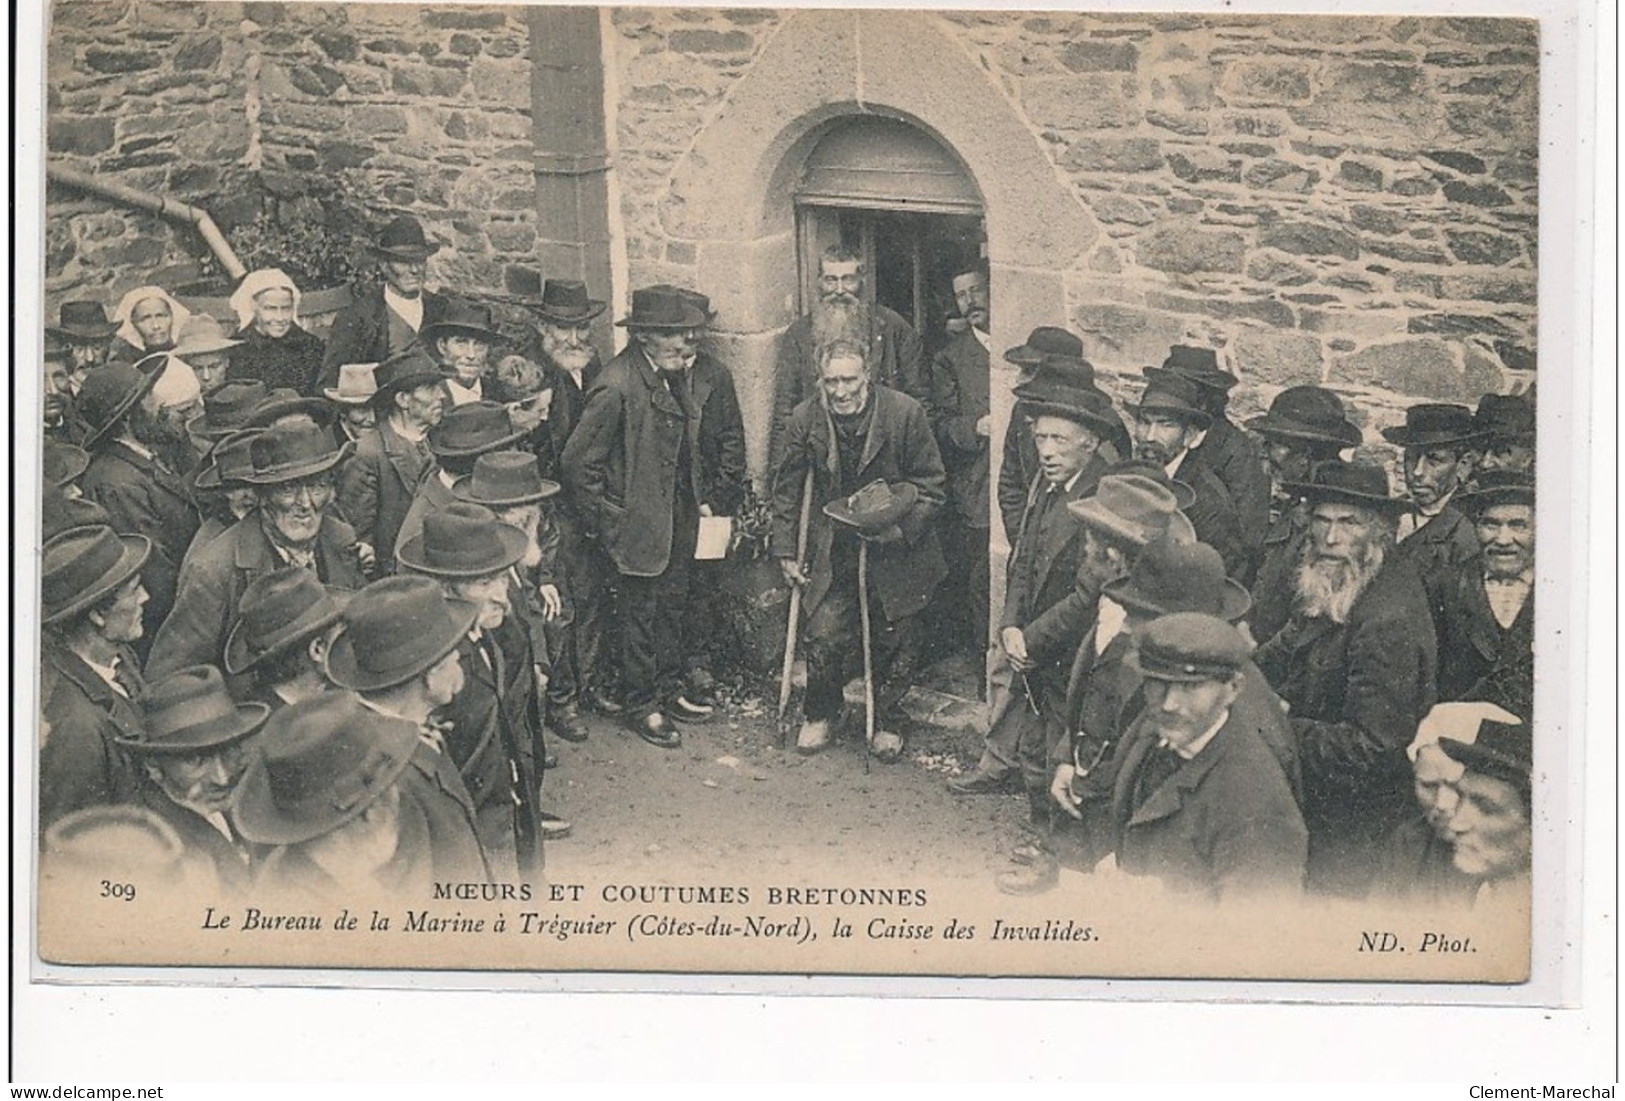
[1133, 740, 1184, 809]
[110, 656, 143, 702]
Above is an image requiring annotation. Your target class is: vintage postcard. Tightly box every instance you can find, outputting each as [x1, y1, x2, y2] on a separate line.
[22, 1, 1573, 991]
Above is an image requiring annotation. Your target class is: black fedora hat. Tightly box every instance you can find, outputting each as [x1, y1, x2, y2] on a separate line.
[421, 300, 504, 349]
[41, 524, 153, 626]
[43, 440, 90, 489]
[824, 479, 919, 536]
[398, 501, 527, 578]
[117, 664, 269, 755]
[49, 301, 119, 343]
[427, 401, 528, 459]
[1127, 374, 1213, 430]
[1103, 534, 1251, 623]
[325, 575, 479, 692]
[189, 380, 270, 441]
[1014, 381, 1123, 442]
[1247, 385, 1362, 451]
[1457, 469, 1536, 517]
[372, 345, 444, 397]
[521, 277, 607, 326]
[41, 495, 113, 543]
[245, 387, 333, 430]
[224, 567, 352, 676]
[1380, 403, 1479, 449]
[240, 420, 350, 486]
[372, 214, 441, 263]
[1127, 611, 1254, 684]
[647, 283, 716, 323]
[452, 451, 561, 508]
[1004, 326, 1085, 369]
[230, 691, 421, 846]
[615, 286, 707, 331]
[1144, 344, 1237, 394]
[193, 429, 262, 492]
[1474, 393, 1536, 444]
[1101, 459, 1196, 510]
[1283, 459, 1408, 514]
[76, 354, 169, 447]
[1440, 716, 1531, 796]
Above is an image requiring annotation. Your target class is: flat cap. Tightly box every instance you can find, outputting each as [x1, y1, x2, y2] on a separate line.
[1131, 611, 1253, 683]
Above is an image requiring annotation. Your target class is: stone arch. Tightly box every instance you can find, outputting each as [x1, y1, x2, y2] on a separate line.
[659, 8, 1099, 489]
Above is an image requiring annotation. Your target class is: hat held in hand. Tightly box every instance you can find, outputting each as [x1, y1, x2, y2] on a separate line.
[823, 479, 919, 536]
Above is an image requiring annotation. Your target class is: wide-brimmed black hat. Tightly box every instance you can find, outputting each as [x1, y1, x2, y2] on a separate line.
[519, 277, 607, 326]
[240, 421, 350, 486]
[230, 691, 421, 846]
[1283, 459, 1408, 514]
[117, 664, 269, 755]
[421, 300, 504, 348]
[647, 283, 716, 323]
[372, 214, 441, 263]
[245, 387, 332, 430]
[1126, 374, 1213, 430]
[398, 501, 528, 578]
[427, 401, 527, 459]
[325, 575, 479, 692]
[1457, 469, 1536, 516]
[1143, 345, 1237, 394]
[225, 567, 352, 676]
[1013, 379, 1122, 441]
[1127, 611, 1255, 684]
[1474, 393, 1536, 444]
[1380, 403, 1479, 449]
[1004, 326, 1085, 371]
[1247, 385, 1362, 451]
[49, 301, 119, 343]
[193, 429, 262, 492]
[1104, 535, 1251, 623]
[616, 286, 707, 331]
[1440, 716, 1531, 797]
[43, 440, 90, 489]
[76, 354, 169, 447]
[452, 451, 561, 508]
[372, 345, 444, 397]
[1100, 459, 1196, 510]
[41, 524, 153, 626]
[189, 380, 271, 441]
[824, 479, 919, 535]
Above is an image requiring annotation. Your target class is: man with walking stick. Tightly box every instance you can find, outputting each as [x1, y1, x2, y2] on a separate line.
[770, 339, 947, 763]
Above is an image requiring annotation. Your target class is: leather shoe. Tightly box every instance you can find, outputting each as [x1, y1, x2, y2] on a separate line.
[948, 765, 1016, 795]
[586, 687, 625, 716]
[868, 730, 905, 764]
[1008, 839, 1046, 866]
[684, 668, 719, 708]
[996, 854, 1059, 896]
[628, 710, 682, 750]
[549, 702, 589, 744]
[669, 692, 715, 721]
[539, 811, 571, 841]
[796, 718, 832, 755]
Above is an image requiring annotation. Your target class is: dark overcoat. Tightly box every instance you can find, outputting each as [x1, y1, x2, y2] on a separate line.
[1000, 467, 1106, 672]
[1186, 415, 1270, 582]
[929, 329, 991, 528]
[1177, 459, 1248, 582]
[338, 418, 434, 565]
[1398, 501, 1482, 636]
[770, 386, 948, 623]
[145, 512, 365, 680]
[39, 638, 145, 830]
[133, 778, 255, 896]
[398, 737, 492, 884]
[1433, 562, 1535, 705]
[1248, 506, 1309, 645]
[319, 285, 451, 391]
[1109, 705, 1308, 901]
[82, 440, 200, 640]
[559, 344, 701, 578]
[688, 350, 749, 517]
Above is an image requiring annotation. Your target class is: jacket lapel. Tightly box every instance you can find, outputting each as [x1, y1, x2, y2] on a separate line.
[857, 393, 889, 476]
[1127, 725, 1229, 828]
[381, 420, 426, 495]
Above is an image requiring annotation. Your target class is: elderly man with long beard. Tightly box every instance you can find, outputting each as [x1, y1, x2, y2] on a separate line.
[1255, 460, 1438, 898]
[769, 245, 929, 461]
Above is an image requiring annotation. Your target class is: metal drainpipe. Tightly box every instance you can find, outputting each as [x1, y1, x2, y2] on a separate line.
[47, 164, 248, 282]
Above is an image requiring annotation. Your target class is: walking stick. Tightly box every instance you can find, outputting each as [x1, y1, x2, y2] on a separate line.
[857, 539, 874, 775]
[777, 468, 815, 748]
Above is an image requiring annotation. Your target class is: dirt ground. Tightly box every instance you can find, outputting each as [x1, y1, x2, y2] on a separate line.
[541, 664, 1033, 887]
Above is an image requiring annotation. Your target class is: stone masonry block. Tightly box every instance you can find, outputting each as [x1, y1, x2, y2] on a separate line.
[1446, 229, 1523, 266]
[1221, 60, 1314, 106]
[1330, 338, 1466, 401]
[48, 116, 116, 156]
[1022, 74, 1138, 129]
[1261, 221, 1361, 260]
[1230, 327, 1325, 386]
[1138, 224, 1246, 274]
[1063, 137, 1162, 173]
[1059, 39, 1137, 73]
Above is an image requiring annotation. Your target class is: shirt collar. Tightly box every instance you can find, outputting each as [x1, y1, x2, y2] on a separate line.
[971, 326, 990, 352]
[1166, 709, 1229, 761]
[82, 653, 125, 696]
[1164, 451, 1187, 479]
[445, 377, 482, 402]
[1418, 487, 1456, 519]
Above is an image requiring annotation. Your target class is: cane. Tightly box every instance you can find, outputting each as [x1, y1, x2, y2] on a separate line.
[777, 468, 816, 749]
[857, 538, 874, 775]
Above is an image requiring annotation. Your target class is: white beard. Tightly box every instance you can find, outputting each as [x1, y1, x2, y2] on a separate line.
[1293, 539, 1387, 625]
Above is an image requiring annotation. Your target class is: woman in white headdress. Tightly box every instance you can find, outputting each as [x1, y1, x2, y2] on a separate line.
[112, 285, 193, 362]
[226, 268, 327, 395]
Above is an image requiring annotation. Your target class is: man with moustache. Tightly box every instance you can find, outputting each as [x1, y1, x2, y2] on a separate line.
[223, 567, 348, 714]
[772, 339, 948, 762]
[928, 266, 993, 664]
[1127, 372, 1245, 579]
[424, 301, 504, 409]
[1438, 714, 1532, 912]
[48, 301, 119, 393]
[43, 336, 88, 445]
[390, 400, 529, 566]
[1106, 613, 1307, 903]
[398, 502, 550, 880]
[320, 214, 451, 390]
[146, 419, 365, 681]
[770, 245, 928, 460]
[562, 287, 716, 748]
[79, 355, 201, 645]
[1255, 461, 1438, 897]
[1471, 393, 1536, 477]
[514, 279, 616, 729]
[1384, 403, 1483, 632]
[120, 665, 268, 895]
[1432, 471, 1536, 713]
[1245, 386, 1363, 642]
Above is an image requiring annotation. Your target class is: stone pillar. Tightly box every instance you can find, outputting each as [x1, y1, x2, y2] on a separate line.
[526, 6, 616, 359]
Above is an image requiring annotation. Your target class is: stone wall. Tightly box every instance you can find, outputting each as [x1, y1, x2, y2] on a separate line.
[604, 10, 1539, 473]
[45, 1, 535, 320]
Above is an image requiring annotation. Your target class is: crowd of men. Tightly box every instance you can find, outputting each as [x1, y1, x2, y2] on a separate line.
[37, 213, 1535, 913]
